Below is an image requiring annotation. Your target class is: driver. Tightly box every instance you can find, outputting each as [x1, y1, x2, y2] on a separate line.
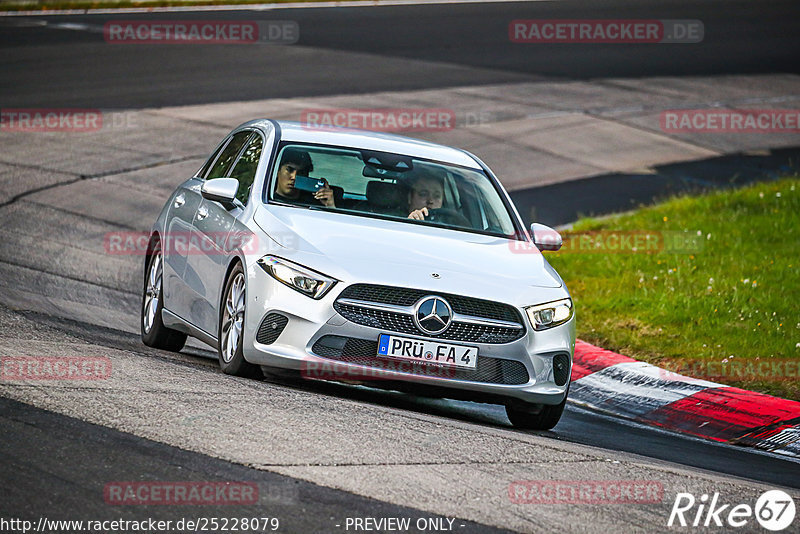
[274, 148, 336, 207]
[406, 171, 444, 220]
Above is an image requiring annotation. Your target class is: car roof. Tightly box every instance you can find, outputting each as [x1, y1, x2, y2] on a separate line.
[239, 119, 483, 170]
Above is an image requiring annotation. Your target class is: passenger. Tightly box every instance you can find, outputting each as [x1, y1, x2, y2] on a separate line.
[273, 148, 336, 207]
[406, 171, 445, 220]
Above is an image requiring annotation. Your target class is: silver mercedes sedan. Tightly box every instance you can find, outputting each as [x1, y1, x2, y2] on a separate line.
[141, 119, 575, 429]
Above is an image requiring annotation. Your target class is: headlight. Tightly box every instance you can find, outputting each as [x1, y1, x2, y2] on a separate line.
[258, 256, 337, 299]
[525, 298, 573, 331]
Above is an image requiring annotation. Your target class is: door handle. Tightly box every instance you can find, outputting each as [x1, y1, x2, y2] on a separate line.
[197, 205, 209, 220]
[173, 193, 185, 208]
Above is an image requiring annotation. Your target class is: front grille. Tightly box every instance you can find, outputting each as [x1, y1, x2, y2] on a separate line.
[334, 284, 525, 344]
[338, 284, 521, 322]
[311, 335, 530, 385]
[256, 313, 288, 345]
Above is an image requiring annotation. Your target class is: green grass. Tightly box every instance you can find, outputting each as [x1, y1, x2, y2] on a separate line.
[0, 0, 359, 11]
[546, 177, 800, 400]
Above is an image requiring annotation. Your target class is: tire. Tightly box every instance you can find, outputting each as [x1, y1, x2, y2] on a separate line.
[141, 242, 187, 352]
[505, 383, 569, 430]
[217, 263, 261, 378]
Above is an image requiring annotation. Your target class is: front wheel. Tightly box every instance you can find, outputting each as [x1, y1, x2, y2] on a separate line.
[141, 242, 187, 352]
[217, 263, 261, 378]
[505, 384, 569, 430]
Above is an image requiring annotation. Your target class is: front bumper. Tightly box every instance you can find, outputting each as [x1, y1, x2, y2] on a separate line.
[242, 265, 575, 406]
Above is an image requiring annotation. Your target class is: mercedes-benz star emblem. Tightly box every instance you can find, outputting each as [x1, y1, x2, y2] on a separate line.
[413, 296, 453, 335]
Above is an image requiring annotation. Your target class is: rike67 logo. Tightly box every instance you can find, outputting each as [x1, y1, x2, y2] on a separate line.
[668, 490, 796, 531]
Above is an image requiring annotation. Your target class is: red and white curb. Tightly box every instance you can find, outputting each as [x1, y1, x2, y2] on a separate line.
[570, 340, 800, 458]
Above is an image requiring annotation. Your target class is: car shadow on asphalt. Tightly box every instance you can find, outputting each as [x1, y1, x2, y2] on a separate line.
[12, 306, 551, 434]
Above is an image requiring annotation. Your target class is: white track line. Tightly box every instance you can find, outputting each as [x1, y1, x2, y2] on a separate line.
[2, 0, 556, 17]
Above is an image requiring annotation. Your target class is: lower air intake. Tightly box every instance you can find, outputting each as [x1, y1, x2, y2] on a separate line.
[256, 313, 288, 345]
[553, 352, 571, 386]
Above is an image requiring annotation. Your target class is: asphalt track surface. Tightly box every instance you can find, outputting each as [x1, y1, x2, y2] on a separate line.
[2, 309, 798, 530]
[0, 0, 798, 108]
[2, 1, 800, 532]
[1, 396, 512, 533]
[8, 310, 800, 490]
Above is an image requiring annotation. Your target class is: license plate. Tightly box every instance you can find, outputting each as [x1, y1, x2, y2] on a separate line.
[376, 334, 478, 370]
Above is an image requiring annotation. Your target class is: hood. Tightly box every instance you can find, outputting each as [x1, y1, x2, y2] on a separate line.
[253, 205, 564, 304]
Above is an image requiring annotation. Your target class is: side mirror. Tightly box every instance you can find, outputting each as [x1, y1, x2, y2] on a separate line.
[201, 178, 240, 208]
[531, 223, 562, 251]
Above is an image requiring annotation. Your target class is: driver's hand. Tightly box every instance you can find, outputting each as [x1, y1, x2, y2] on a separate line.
[408, 207, 429, 220]
[313, 179, 336, 207]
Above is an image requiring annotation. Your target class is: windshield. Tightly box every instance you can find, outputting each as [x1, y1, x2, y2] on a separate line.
[266, 143, 519, 238]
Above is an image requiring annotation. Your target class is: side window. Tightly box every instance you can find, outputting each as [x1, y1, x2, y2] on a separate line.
[228, 134, 264, 205]
[206, 130, 252, 180]
[196, 138, 229, 179]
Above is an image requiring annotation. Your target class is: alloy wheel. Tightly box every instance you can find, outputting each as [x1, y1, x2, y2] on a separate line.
[143, 250, 162, 334]
[221, 272, 246, 363]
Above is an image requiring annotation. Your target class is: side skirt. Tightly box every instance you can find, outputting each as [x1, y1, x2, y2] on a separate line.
[162, 309, 218, 350]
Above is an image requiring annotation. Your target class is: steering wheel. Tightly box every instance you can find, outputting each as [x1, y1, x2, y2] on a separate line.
[425, 208, 471, 228]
